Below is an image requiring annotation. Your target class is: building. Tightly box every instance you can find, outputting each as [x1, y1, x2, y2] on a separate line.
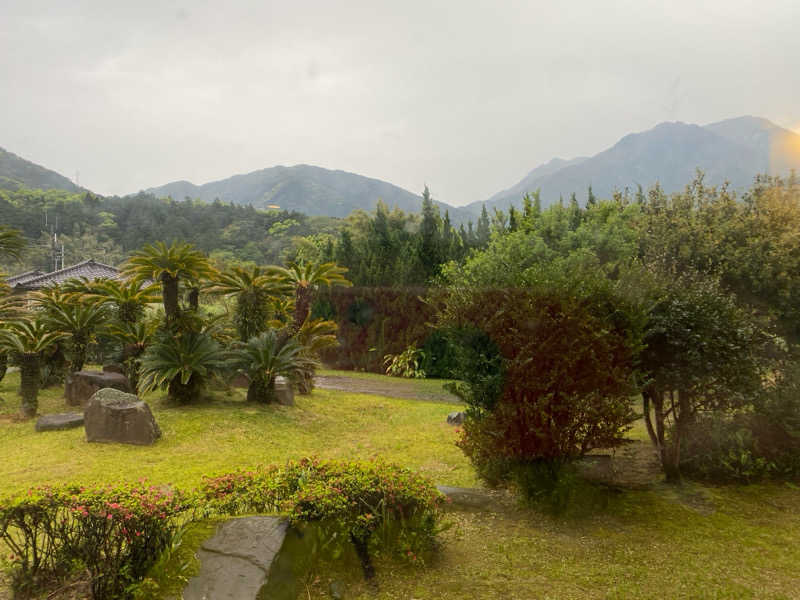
[8, 259, 122, 292]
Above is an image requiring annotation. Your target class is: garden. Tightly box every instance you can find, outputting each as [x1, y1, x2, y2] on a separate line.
[2, 175, 800, 598]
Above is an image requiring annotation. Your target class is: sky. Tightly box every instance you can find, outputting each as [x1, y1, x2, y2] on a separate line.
[2, 0, 799, 206]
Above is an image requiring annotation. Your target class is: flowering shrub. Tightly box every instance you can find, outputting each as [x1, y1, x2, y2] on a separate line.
[0, 483, 190, 599]
[1, 460, 444, 596]
[199, 458, 446, 568]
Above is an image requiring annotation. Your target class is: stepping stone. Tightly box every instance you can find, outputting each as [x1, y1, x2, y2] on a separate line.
[184, 516, 289, 600]
[436, 485, 496, 509]
[35, 412, 84, 432]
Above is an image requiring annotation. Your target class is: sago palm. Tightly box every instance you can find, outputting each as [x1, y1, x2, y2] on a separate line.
[33, 292, 110, 373]
[64, 277, 160, 324]
[228, 330, 317, 403]
[103, 319, 158, 390]
[206, 266, 293, 341]
[122, 242, 216, 323]
[270, 262, 351, 333]
[295, 318, 338, 394]
[0, 283, 24, 383]
[138, 331, 226, 403]
[0, 226, 25, 262]
[0, 321, 66, 417]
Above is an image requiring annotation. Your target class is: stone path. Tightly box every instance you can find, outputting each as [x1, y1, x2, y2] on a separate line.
[183, 517, 288, 600]
[314, 375, 461, 404]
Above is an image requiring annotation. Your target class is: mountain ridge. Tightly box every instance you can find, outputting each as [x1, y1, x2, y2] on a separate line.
[470, 116, 800, 213]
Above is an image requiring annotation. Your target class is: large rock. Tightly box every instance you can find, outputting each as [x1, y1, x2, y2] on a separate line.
[183, 517, 289, 600]
[84, 388, 161, 445]
[65, 370, 132, 406]
[35, 412, 84, 432]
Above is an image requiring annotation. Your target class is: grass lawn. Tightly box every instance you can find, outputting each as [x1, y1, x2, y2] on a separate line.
[3, 370, 800, 599]
[0, 371, 475, 495]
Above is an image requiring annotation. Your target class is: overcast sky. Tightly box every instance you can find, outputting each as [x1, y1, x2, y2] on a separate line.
[2, 0, 799, 206]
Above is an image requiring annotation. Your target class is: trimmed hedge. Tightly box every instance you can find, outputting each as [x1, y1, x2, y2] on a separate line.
[315, 287, 437, 373]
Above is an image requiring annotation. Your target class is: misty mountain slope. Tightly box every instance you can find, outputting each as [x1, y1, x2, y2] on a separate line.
[0, 147, 81, 193]
[477, 116, 800, 211]
[144, 164, 473, 221]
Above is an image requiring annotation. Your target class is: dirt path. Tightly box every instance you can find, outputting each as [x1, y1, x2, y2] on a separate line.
[314, 375, 461, 404]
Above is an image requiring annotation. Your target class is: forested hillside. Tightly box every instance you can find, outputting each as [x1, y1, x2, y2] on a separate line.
[0, 147, 81, 193]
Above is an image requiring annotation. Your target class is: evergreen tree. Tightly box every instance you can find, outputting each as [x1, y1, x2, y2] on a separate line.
[476, 204, 491, 248]
[418, 186, 443, 281]
[587, 185, 597, 206]
[568, 192, 582, 231]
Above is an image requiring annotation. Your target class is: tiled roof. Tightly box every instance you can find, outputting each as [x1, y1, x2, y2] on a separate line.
[5, 269, 46, 286]
[12, 260, 122, 290]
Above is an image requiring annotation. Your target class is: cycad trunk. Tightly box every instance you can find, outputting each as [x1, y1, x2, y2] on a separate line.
[0, 353, 7, 383]
[247, 375, 275, 403]
[161, 273, 180, 321]
[293, 286, 312, 334]
[297, 370, 314, 395]
[19, 353, 41, 418]
[168, 375, 200, 403]
[70, 336, 88, 373]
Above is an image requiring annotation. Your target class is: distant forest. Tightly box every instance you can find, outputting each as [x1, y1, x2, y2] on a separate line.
[3, 174, 800, 342]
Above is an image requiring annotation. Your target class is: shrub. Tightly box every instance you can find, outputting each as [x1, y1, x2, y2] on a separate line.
[0, 483, 190, 599]
[199, 458, 446, 571]
[384, 343, 426, 378]
[443, 287, 640, 491]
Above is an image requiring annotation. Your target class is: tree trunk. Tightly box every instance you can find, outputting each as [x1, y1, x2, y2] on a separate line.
[293, 286, 312, 334]
[188, 287, 199, 311]
[168, 375, 198, 403]
[247, 376, 275, 403]
[297, 369, 314, 395]
[161, 274, 180, 321]
[0, 353, 7, 383]
[19, 353, 40, 418]
[70, 337, 87, 373]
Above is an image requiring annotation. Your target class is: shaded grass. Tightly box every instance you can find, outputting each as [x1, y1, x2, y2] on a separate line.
[303, 482, 800, 599]
[318, 368, 457, 397]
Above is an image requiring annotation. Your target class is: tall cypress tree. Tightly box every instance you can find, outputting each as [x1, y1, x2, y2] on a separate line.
[476, 204, 491, 248]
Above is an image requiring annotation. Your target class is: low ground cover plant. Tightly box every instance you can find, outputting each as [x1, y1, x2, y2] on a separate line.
[0, 458, 445, 599]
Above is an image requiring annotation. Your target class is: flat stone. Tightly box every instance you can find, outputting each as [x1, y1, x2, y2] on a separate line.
[65, 370, 132, 406]
[35, 412, 84, 432]
[184, 517, 289, 600]
[436, 485, 496, 509]
[84, 388, 161, 445]
[102, 363, 125, 375]
[447, 411, 465, 425]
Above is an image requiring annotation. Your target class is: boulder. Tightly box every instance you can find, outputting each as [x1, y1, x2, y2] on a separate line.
[447, 411, 465, 425]
[35, 412, 84, 432]
[84, 388, 161, 445]
[65, 370, 132, 407]
[183, 517, 289, 600]
[274, 376, 294, 406]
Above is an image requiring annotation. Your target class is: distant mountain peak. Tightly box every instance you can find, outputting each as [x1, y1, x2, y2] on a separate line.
[473, 115, 800, 214]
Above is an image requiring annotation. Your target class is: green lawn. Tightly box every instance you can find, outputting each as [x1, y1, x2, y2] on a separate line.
[0, 371, 475, 495]
[3, 371, 800, 599]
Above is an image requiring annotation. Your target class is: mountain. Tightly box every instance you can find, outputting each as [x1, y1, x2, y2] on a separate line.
[144, 164, 472, 222]
[473, 116, 800, 212]
[0, 147, 81, 193]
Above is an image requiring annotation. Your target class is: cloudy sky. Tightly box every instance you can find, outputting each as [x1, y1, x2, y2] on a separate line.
[2, 0, 799, 205]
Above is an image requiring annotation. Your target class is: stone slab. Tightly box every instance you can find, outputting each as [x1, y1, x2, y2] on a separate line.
[35, 412, 84, 432]
[183, 516, 289, 600]
[436, 485, 496, 509]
